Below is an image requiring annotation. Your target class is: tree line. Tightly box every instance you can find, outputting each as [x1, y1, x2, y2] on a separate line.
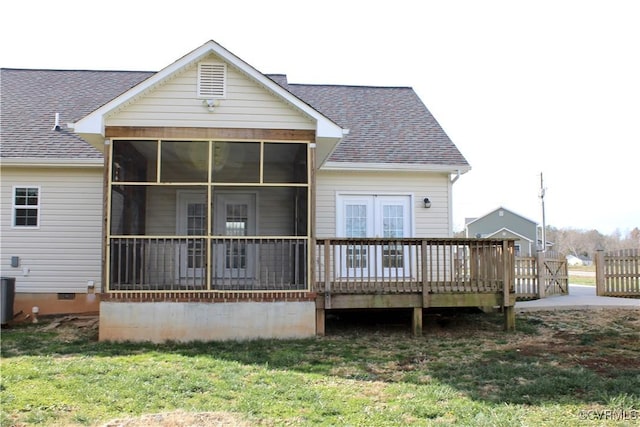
[545, 226, 640, 259]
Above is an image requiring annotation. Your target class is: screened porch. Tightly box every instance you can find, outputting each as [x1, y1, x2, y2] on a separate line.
[106, 138, 311, 292]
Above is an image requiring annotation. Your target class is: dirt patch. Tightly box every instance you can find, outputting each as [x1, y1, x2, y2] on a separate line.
[33, 314, 100, 342]
[505, 309, 640, 377]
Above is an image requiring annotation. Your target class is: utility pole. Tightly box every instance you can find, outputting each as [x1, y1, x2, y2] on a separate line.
[539, 172, 546, 252]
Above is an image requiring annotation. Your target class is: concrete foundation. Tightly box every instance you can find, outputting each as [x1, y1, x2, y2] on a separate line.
[99, 300, 316, 342]
[13, 292, 100, 317]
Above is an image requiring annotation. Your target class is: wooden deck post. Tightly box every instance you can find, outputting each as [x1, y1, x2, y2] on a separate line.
[503, 240, 515, 331]
[412, 307, 422, 337]
[324, 240, 331, 309]
[316, 307, 325, 336]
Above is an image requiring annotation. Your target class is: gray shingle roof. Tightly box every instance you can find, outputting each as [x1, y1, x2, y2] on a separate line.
[0, 69, 152, 159]
[285, 82, 468, 166]
[1, 69, 468, 168]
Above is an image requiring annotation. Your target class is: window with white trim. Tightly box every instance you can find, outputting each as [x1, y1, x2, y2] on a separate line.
[13, 186, 40, 227]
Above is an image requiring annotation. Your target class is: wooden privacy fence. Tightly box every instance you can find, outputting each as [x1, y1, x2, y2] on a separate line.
[514, 251, 568, 300]
[595, 248, 640, 298]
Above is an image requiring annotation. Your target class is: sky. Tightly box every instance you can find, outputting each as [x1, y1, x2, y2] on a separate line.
[2, 0, 638, 235]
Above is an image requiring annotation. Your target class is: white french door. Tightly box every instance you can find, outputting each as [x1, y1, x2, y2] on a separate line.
[176, 191, 207, 280]
[338, 195, 411, 278]
[213, 193, 257, 279]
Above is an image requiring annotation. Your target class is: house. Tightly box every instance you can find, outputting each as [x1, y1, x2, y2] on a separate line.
[1, 69, 152, 316]
[566, 254, 591, 267]
[465, 207, 541, 256]
[2, 40, 518, 342]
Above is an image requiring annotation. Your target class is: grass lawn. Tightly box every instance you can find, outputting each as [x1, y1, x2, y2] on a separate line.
[569, 266, 597, 286]
[1, 308, 639, 426]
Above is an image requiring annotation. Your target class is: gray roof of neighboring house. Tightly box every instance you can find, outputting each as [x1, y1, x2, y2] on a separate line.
[1, 69, 469, 168]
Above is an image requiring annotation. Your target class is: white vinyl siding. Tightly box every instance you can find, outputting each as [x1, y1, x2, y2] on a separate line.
[316, 170, 453, 238]
[0, 167, 103, 293]
[106, 54, 315, 130]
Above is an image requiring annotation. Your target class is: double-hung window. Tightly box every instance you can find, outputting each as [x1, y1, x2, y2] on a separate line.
[13, 186, 40, 227]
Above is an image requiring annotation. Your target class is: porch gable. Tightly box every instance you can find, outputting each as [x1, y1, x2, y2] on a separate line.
[72, 40, 345, 166]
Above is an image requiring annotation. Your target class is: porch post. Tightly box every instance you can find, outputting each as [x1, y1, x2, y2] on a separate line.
[309, 142, 325, 336]
[102, 139, 111, 294]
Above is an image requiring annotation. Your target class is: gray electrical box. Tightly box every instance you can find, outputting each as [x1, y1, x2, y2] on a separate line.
[10, 256, 20, 268]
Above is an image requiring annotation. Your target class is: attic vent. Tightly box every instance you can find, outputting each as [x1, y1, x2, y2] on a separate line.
[197, 63, 226, 98]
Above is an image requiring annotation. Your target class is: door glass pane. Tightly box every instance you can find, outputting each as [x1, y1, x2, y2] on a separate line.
[382, 205, 404, 268]
[187, 203, 206, 269]
[225, 203, 248, 268]
[187, 203, 206, 235]
[383, 205, 404, 238]
[345, 204, 367, 268]
[346, 204, 367, 238]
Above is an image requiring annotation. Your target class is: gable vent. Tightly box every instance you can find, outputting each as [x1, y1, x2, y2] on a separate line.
[197, 63, 226, 98]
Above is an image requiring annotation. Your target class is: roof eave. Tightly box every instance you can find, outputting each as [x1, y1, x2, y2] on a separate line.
[320, 161, 471, 173]
[0, 157, 103, 167]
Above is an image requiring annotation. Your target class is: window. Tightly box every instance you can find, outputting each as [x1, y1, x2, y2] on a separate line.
[13, 186, 40, 227]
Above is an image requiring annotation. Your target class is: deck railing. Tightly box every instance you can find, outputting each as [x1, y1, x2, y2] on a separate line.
[108, 236, 308, 292]
[107, 237, 516, 297]
[314, 238, 514, 295]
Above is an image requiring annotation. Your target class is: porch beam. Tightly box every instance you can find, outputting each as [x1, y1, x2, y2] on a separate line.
[105, 126, 315, 141]
[425, 292, 510, 307]
[321, 294, 422, 309]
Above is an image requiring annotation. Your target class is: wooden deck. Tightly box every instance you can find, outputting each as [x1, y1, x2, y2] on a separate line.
[314, 238, 517, 335]
[103, 236, 517, 336]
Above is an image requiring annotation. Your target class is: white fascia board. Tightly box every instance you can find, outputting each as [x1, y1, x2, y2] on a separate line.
[73, 46, 204, 135]
[486, 227, 534, 243]
[321, 161, 472, 173]
[72, 40, 345, 139]
[0, 157, 103, 167]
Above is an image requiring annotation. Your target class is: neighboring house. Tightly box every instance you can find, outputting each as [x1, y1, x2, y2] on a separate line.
[566, 254, 592, 267]
[2, 40, 476, 341]
[465, 207, 540, 256]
